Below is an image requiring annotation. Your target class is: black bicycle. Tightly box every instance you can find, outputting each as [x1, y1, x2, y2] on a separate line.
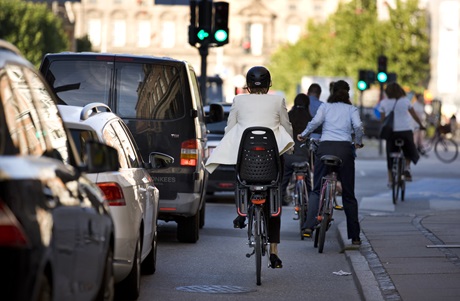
[288, 161, 310, 239]
[235, 127, 282, 286]
[390, 139, 405, 204]
[313, 155, 342, 253]
[421, 125, 458, 163]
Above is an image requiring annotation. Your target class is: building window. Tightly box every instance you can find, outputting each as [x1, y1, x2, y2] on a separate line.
[287, 24, 300, 44]
[161, 21, 175, 48]
[112, 20, 126, 47]
[137, 20, 151, 48]
[250, 23, 263, 56]
[88, 19, 101, 47]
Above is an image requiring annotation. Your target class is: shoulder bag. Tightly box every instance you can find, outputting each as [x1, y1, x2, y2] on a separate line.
[379, 100, 397, 140]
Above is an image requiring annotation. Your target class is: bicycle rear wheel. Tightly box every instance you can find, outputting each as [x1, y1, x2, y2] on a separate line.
[297, 181, 309, 240]
[434, 138, 458, 163]
[318, 184, 332, 253]
[391, 160, 399, 204]
[318, 212, 329, 253]
[254, 206, 262, 286]
[401, 176, 406, 202]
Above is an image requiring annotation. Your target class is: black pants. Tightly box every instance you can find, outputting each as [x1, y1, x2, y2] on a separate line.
[302, 141, 360, 240]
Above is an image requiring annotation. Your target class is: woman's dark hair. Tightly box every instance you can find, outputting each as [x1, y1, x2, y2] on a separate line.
[385, 82, 406, 99]
[327, 80, 352, 104]
[289, 93, 312, 137]
[328, 89, 351, 104]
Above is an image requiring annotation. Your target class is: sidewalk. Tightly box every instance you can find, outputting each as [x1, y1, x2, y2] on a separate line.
[337, 138, 460, 301]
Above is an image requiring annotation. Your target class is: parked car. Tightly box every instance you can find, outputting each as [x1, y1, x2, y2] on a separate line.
[0, 40, 119, 301]
[59, 103, 173, 299]
[204, 102, 236, 194]
[40, 52, 208, 243]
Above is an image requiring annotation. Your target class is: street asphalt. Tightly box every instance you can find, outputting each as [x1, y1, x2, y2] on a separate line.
[337, 138, 460, 301]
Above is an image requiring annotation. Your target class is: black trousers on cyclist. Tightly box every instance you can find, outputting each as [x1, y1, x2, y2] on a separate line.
[385, 130, 420, 170]
[302, 141, 360, 241]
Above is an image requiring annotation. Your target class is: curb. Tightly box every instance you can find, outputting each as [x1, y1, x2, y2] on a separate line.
[337, 221, 385, 301]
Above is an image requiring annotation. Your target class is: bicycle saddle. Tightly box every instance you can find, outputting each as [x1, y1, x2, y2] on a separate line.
[320, 155, 342, 167]
[291, 161, 309, 170]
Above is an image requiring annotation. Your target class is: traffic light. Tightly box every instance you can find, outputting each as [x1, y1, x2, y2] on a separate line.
[198, 0, 212, 44]
[357, 70, 375, 91]
[357, 70, 368, 91]
[189, 0, 212, 47]
[212, 2, 229, 46]
[188, 1, 198, 46]
[377, 55, 388, 83]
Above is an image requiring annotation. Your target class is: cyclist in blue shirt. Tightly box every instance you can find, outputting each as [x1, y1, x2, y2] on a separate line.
[298, 80, 364, 246]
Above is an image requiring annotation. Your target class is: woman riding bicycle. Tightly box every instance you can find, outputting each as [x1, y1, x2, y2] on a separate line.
[379, 82, 425, 185]
[298, 80, 364, 245]
[281, 93, 313, 204]
[205, 66, 294, 268]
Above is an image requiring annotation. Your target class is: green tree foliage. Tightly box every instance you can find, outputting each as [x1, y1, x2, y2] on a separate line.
[0, 0, 68, 67]
[269, 0, 429, 103]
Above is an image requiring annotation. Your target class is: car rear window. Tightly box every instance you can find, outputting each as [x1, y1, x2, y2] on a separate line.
[115, 62, 185, 120]
[45, 60, 112, 107]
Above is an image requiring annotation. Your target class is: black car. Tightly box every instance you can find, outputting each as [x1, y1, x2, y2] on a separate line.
[0, 40, 119, 301]
[204, 102, 236, 194]
[40, 52, 208, 243]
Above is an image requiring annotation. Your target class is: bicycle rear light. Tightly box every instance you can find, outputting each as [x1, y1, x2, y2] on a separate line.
[251, 146, 266, 151]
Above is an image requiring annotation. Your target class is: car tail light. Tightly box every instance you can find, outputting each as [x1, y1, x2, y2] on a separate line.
[0, 200, 29, 247]
[97, 183, 126, 206]
[181, 139, 199, 166]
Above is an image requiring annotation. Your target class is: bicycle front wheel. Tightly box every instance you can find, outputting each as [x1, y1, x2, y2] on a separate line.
[254, 206, 262, 286]
[434, 138, 458, 163]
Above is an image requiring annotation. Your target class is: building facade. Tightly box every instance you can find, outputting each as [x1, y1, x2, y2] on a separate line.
[68, 0, 342, 101]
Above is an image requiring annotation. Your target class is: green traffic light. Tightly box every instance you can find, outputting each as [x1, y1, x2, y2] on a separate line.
[357, 80, 367, 91]
[214, 29, 228, 43]
[377, 72, 388, 83]
[197, 29, 209, 41]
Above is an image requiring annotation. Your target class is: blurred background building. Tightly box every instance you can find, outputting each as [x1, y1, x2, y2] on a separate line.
[35, 0, 458, 119]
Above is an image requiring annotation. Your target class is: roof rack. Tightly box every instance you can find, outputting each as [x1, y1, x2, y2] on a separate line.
[80, 103, 112, 120]
[0, 40, 21, 56]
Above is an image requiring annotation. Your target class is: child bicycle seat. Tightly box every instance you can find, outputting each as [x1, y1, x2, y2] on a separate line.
[235, 127, 282, 217]
[236, 127, 281, 185]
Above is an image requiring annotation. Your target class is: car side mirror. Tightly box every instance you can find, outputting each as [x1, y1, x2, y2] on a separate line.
[206, 103, 224, 123]
[148, 152, 174, 169]
[84, 140, 119, 173]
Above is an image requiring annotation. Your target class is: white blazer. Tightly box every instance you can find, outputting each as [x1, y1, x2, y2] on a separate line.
[205, 93, 294, 173]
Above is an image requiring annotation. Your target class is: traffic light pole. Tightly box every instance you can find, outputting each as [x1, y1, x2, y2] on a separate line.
[199, 44, 209, 105]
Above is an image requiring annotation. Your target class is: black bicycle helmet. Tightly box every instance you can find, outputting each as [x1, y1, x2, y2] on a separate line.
[246, 66, 271, 90]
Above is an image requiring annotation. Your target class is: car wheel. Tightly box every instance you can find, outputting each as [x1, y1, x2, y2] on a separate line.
[141, 231, 157, 275]
[95, 247, 115, 301]
[116, 239, 140, 300]
[177, 213, 199, 243]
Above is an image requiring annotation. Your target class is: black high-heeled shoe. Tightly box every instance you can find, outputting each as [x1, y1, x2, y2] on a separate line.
[233, 216, 246, 229]
[269, 254, 283, 269]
